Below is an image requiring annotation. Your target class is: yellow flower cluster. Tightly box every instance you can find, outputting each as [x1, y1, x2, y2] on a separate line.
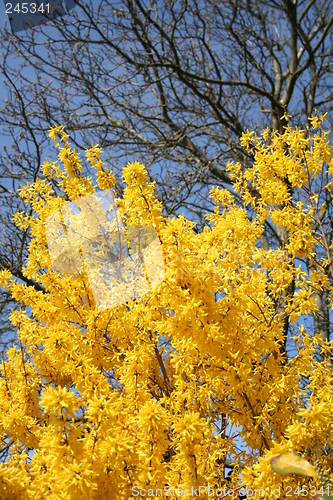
[0, 118, 331, 498]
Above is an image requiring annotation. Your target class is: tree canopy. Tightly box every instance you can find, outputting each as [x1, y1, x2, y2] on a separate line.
[1, 0, 333, 347]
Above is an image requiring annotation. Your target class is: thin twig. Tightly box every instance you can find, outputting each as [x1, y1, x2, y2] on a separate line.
[202, 421, 213, 475]
[1, 351, 10, 397]
[20, 342, 28, 385]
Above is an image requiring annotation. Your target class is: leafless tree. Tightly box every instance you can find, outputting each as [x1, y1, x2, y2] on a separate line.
[0, 0, 332, 351]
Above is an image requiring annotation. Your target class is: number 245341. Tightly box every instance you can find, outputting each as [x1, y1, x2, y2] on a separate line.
[6, 3, 50, 13]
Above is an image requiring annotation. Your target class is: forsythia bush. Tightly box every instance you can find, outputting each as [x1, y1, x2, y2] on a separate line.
[0, 113, 332, 499]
